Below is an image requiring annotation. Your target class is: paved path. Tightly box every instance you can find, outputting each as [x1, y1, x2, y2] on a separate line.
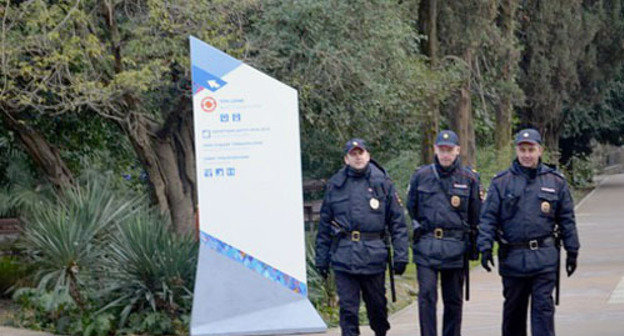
[4, 174, 623, 336]
[0, 326, 55, 336]
[313, 173, 624, 336]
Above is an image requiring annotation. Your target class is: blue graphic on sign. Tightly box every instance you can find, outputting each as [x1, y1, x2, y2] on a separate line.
[204, 169, 213, 178]
[232, 113, 241, 122]
[227, 167, 236, 176]
[200, 232, 308, 296]
[216, 168, 224, 177]
[190, 36, 242, 79]
[202, 130, 211, 139]
[220, 114, 229, 123]
[192, 65, 228, 92]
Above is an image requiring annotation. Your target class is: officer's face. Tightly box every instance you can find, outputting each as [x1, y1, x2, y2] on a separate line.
[434, 145, 460, 167]
[516, 143, 543, 168]
[344, 147, 370, 170]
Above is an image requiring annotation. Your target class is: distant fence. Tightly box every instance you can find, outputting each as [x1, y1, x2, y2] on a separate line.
[601, 146, 623, 174]
[303, 179, 325, 232]
[0, 218, 20, 254]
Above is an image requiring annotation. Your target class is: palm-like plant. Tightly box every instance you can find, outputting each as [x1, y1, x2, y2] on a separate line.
[19, 174, 143, 308]
[104, 210, 197, 326]
[305, 232, 337, 309]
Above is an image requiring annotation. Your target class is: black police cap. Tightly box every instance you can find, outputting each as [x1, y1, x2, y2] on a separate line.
[515, 128, 542, 145]
[344, 138, 368, 154]
[435, 130, 459, 147]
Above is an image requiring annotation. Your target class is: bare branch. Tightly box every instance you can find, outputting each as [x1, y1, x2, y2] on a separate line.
[49, 0, 82, 35]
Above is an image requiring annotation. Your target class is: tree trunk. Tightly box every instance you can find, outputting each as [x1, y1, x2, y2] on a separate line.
[419, 0, 440, 164]
[421, 103, 439, 164]
[1, 111, 74, 188]
[542, 122, 561, 166]
[122, 107, 196, 235]
[456, 49, 476, 168]
[495, 0, 518, 156]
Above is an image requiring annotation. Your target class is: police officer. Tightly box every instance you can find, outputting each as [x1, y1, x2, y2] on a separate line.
[315, 138, 409, 336]
[407, 130, 481, 336]
[477, 128, 580, 336]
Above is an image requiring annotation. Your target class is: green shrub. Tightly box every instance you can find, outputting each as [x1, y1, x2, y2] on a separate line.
[103, 210, 197, 328]
[305, 231, 339, 326]
[12, 286, 78, 331]
[18, 176, 142, 308]
[0, 256, 28, 297]
[11, 173, 200, 335]
[562, 155, 595, 188]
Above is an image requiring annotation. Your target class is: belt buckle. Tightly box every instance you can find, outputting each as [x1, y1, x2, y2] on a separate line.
[351, 231, 361, 242]
[434, 228, 444, 239]
[529, 239, 539, 250]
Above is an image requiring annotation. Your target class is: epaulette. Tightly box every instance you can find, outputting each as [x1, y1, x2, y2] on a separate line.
[412, 165, 428, 175]
[541, 163, 565, 180]
[461, 166, 480, 181]
[549, 169, 565, 180]
[328, 167, 348, 187]
[492, 170, 510, 181]
[369, 159, 389, 177]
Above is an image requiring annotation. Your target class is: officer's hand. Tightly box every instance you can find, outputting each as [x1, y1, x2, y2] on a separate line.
[468, 247, 480, 261]
[394, 262, 407, 276]
[412, 226, 423, 243]
[481, 250, 495, 272]
[316, 266, 329, 279]
[566, 251, 578, 277]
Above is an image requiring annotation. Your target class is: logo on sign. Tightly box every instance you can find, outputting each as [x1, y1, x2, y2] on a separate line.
[191, 66, 228, 92]
[201, 97, 217, 113]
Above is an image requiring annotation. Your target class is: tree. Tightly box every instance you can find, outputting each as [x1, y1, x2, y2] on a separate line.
[494, 0, 522, 155]
[250, 0, 459, 176]
[418, 0, 441, 165]
[0, 0, 257, 233]
[516, 0, 591, 161]
[436, 0, 499, 168]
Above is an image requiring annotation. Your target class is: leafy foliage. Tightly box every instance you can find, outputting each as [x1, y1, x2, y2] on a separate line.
[18, 174, 142, 305]
[104, 211, 197, 326]
[0, 256, 28, 297]
[250, 0, 462, 177]
[11, 172, 195, 335]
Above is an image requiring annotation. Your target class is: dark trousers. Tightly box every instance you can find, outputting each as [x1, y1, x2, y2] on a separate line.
[334, 271, 389, 336]
[502, 272, 556, 336]
[417, 265, 464, 336]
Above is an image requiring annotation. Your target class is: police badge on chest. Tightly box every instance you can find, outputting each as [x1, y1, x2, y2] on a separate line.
[369, 198, 380, 210]
[541, 201, 551, 214]
[450, 195, 461, 208]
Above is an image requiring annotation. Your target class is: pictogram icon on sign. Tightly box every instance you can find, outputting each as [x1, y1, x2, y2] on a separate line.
[201, 97, 217, 113]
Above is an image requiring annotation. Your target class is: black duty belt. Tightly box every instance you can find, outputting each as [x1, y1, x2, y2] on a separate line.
[502, 236, 554, 251]
[341, 231, 384, 242]
[425, 227, 466, 240]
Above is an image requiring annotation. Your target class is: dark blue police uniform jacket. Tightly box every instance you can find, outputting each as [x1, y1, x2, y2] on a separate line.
[315, 161, 409, 275]
[406, 159, 481, 269]
[477, 160, 581, 277]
